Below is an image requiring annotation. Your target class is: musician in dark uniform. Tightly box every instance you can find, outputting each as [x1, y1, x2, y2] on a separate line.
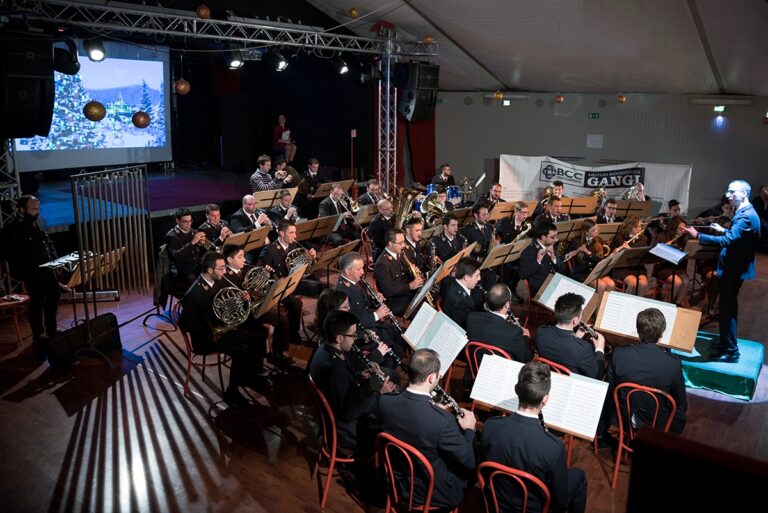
[309, 310, 395, 455]
[430, 163, 456, 186]
[604, 308, 688, 434]
[565, 219, 616, 294]
[179, 251, 267, 406]
[268, 189, 300, 226]
[534, 196, 570, 229]
[647, 199, 682, 244]
[296, 157, 325, 219]
[378, 348, 477, 511]
[684, 179, 761, 362]
[535, 293, 606, 379]
[461, 202, 497, 290]
[358, 179, 383, 206]
[518, 221, 568, 298]
[473, 182, 505, 212]
[442, 257, 483, 329]
[368, 199, 394, 261]
[374, 229, 424, 316]
[481, 362, 588, 513]
[2, 195, 60, 345]
[165, 207, 206, 286]
[429, 213, 466, 266]
[596, 197, 624, 224]
[435, 187, 454, 211]
[402, 216, 428, 275]
[197, 204, 232, 247]
[466, 284, 532, 363]
[318, 183, 360, 245]
[336, 251, 405, 358]
[229, 195, 273, 234]
[532, 179, 566, 218]
[495, 201, 531, 299]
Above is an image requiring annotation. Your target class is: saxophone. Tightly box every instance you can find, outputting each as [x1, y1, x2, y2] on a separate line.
[401, 248, 435, 307]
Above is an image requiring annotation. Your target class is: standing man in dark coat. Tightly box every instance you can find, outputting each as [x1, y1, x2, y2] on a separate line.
[296, 157, 325, 219]
[368, 199, 394, 262]
[461, 202, 497, 290]
[684, 179, 760, 362]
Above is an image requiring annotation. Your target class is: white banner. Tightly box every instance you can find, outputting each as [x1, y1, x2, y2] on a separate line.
[499, 155, 692, 214]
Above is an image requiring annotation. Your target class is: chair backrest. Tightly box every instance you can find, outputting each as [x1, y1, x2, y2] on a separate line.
[533, 356, 572, 376]
[309, 377, 340, 462]
[613, 382, 677, 440]
[465, 341, 513, 379]
[477, 461, 551, 513]
[376, 431, 436, 511]
[171, 301, 194, 353]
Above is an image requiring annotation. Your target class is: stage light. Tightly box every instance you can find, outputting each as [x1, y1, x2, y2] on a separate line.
[83, 39, 106, 62]
[715, 115, 725, 127]
[333, 55, 349, 75]
[267, 48, 288, 71]
[229, 54, 243, 69]
[713, 105, 726, 113]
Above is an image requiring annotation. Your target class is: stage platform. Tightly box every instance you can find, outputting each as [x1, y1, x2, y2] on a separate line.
[673, 332, 764, 401]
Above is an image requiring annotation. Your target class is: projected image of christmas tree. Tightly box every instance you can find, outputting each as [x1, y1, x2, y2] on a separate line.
[16, 58, 168, 152]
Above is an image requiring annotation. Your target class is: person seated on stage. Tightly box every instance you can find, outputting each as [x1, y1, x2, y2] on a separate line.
[274, 157, 301, 188]
[309, 310, 396, 456]
[250, 154, 292, 192]
[461, 201, 497, 291]
[596, 197, 624, 224]
[605, 307, 687, 435]
[434, 186, 454, 211]
[474, 182, 505, 212]
[268, 189, 300, 226]
[647, 199, 682, 243]
[260, 219, 322, 294]
[179, 251, 267, 406]
[535, 292, 606, 379]
[165, 207, 207, 286]
[533, 179, 567, 217]
[565, 219, 615, 294]
[374, 229, 424, 317]
[481, 361, 588, 513]
[442, 257, 483, 329]
[318, 183, 360, 245]
[273, 114, 297, 163]
[518, 220, 568, 299]
[402, 215, 429, 275]
[495, 201, 531, 300]
[535, 195, 570, 228]
[696, 195, 734, 221]
[428, 213, 466, 266]
[653, 216, 690, 306]
[378, 348, 477, 511]
[368, 199, 394, 262]
[314, 288, 350, 338]
[358, 179, 383, 206]
[466, 283, 532, 363]
[336, 251, 405, 357]
[197, 203, 232, 248]
[610, 215, 649, 296]
[229, 194, 273, 234]
[431, 163, 456, 186]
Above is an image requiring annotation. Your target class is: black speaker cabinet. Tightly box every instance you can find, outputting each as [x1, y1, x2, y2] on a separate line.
[399, 88, 437, 122]
[0, 37, 55, 138]
[47, 313, 122, 369]
[394, 63, 440, 89]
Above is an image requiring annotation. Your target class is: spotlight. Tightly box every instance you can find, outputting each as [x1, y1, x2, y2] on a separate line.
[83, 39, 106, 62]
[713, 105, 726, 113]
[333, 55, 349, 75]
[267, 48, 288, 71]
[714, 115, 725, 127]
[228, 52, 244, 69]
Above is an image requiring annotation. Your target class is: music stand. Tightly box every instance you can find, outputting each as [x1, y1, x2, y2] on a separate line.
[251, 188, 297, 210]
[308, 239, 361, 285]
[560, 197, 598, 217]
[595, 222, 622, 241]
[602, 246, 652, 296]
[685, 240, 719, 310]
[355, 204, 379, 226]
[488, 202, 516, 223]
[480, 239, 532, 271]
[526, 200, 540, 217]
[295, 215, 341, 243]
[421, 226, 442, 241]
[452, 207, 474, 226]
[615, 200, 653, 219]
[555, 218, 587, 246]
[314, 180, 354, 199]
[227, 226, 272, 254]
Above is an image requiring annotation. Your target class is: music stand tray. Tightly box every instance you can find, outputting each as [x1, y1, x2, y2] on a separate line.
[355, 204, 379, 226]
[227, 226, 272, 254]
[251, 188, 298, 210]
[488, 202, 516, 222]
[615, 200, 653, 219]
[480, 239, 532, 271]
[295, 216, 342, 242]
[561, 197, 598, 217]
[309, 239, 360, 284]
[314, 180, 354, 199]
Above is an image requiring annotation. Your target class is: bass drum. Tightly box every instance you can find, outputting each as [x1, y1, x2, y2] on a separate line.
[446, 185, 462, 205]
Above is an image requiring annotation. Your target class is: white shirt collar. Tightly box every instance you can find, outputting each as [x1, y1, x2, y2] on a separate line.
[515, 410, 539, 420]
[385, 248, 399, 259]
[406, 387, 432, 397]
[226, 265, 240, 274]
[491, 310, 506, 321]
[202, 275, 215, 287]
[278, 239, 290, 251]
[406, 236, 417, 248]
[457, 280, 472, 296]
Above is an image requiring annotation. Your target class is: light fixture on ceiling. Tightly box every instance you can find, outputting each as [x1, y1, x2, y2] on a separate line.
[83, 39, 106, 62]
[228, 51, 244, 69]
[554, 94, 565, 104]
[713, 105, 726, 113]
[333, 55, 349, 75]
[482, 92, 528, 101]
[617, 94, 627, 104]
[688, 95, 754, 106]
[267, 48, 288, 71]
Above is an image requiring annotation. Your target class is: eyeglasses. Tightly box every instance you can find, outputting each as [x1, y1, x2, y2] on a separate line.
[339, 333, 357, 339]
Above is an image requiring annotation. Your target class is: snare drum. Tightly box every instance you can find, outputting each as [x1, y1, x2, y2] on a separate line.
[426, 184, 438, 195]
[446, 185, 462, 205]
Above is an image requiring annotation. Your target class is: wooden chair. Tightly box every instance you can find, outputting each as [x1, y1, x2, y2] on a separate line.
[477, 461, 551, 513]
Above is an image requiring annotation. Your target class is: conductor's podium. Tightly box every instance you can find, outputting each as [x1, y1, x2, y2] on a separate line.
[671, 331, 764, 401]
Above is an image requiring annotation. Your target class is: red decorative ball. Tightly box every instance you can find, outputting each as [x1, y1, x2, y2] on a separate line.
[348, 7, 359, 18]
[424, 35, 435, 45]
[132, 111, 151, 129]
[554, 95, 565, 104]
[196, 4, 211, 20]
[174, 79, 191, 95]
[617, 94, 627, 104]
[83, 100, 106, 122]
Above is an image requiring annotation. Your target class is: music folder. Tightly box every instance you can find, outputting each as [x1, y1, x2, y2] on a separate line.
[403, 303, 468, 375]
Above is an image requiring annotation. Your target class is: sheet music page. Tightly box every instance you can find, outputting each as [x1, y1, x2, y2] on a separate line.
[281, 130, 290, 141]
[649, 243, 687, 265]
[598, 291, 678, 344]
[403, 303, 436, 348]
[470, 356, 523, 412]
[420, 312, 468, 373]
[538, 273, 595, 311]
[404, 269, 440, 319]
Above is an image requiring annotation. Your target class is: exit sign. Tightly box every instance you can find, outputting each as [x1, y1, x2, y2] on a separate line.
[588, 112, 600, 119]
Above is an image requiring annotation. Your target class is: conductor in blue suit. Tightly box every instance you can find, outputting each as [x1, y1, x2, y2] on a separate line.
[684, 180, 760, 362]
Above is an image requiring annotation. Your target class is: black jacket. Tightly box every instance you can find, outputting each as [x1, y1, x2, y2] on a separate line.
[229, 207, 264, 234]
[429, 233, 465, 265]
[368, 214, 393, 255]
[535, 325, 605, 379]
[465, 311, 532, 363]
[430, 174, 456, 186]
[179, 276, 221, 354]
[373, 250, 414, 316]
[2, 215, 57, 282]
[518, 242, 568, 297]
[461, 222, 493, 259]
[441, 280, 482, 329]
[165, 226, 205, 279]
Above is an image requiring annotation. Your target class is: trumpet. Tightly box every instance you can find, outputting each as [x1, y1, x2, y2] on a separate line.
[360, 277, 404, 334]
[196, 233, 218, 251]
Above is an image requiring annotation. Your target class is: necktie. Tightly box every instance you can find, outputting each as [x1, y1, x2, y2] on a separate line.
[250, 213, 257, 225]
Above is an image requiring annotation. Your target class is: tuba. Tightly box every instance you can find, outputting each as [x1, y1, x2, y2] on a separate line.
[420, 192, 447, 227]
[590, 187, 607, 213]
[393, 188, 422, 229]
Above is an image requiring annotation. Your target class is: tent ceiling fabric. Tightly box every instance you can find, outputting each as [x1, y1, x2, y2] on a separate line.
[305, 0, 768, 95]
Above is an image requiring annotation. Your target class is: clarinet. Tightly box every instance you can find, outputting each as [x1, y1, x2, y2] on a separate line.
[538, 411, 549, 432]
[578, 320, 598, 340]
[360, 278, 404, 334]
[349, 344, 388, 387]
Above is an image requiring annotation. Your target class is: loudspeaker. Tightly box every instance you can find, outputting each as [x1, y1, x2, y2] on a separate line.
[46, 313, 122, 369]
[393, 63, 439, 89]
[0, 37, 55, 138]
[399, 88, 437, 122]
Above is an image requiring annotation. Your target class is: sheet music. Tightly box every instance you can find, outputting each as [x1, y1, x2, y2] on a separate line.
[419, 313, 468, 374]
[404, 267, 441, 319]
[403, 303, 437, 348]
[650, 243, 687, 265]
[538, 273, 595, 311]
[280, 130, 290, 142]
[471, 356, 608, 440]
[598, 291, 678, 345]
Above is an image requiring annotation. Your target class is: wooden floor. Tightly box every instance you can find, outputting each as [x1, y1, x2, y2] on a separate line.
[1, 257, 767, 513]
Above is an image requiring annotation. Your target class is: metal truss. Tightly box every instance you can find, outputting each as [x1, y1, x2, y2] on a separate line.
[13, 0, 438, 57]
[0, 140, 20, 230]
[377, 56, 398, 196]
